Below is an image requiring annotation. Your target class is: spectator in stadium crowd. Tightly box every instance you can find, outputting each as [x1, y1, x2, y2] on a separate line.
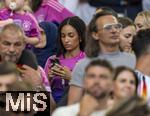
[33, 22, 58, 68]
[132, 29, 150, 103]
[134, 11, 150, 32]
[0, 0, 41, 48]
[31, 0, 74, 24]
[44, 16, 86, 103]
[108, 66, 138, 107]
[0, 23, 56, 113]
[118, 17, 136, 53]
[68, 11, 136, 105]
[0, 24, 40, 87]
[53, 59, 114, 116]
[23, 0, 59, 67]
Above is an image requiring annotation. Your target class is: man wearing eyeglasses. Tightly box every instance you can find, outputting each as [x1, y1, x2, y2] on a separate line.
[68, 11, 136, 105]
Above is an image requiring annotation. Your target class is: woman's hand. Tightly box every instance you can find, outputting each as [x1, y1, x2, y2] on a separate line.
[48, 68, 55, 81]
[50, 64, 71, 80]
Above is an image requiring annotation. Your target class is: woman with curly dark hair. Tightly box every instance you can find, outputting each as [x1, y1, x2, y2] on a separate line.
[44, 16, 86, 103]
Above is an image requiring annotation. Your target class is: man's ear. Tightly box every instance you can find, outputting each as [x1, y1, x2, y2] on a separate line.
[92, 31, 99, 40]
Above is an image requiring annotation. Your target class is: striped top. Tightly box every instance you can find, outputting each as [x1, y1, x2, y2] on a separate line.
[136, 70, 150, 104]
[34, 0, 74, 23]
[42, 0, 64, 12]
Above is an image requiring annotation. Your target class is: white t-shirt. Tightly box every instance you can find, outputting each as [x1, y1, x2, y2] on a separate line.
[52, 103, 107, 116]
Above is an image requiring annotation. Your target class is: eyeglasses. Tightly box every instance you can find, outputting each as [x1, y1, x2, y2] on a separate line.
[98, 23, 122, 31]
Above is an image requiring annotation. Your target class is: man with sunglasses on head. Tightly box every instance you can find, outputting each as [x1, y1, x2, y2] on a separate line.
[68, 11, 136, 105]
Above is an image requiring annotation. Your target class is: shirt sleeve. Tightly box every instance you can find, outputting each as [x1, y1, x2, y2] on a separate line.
[26, 13, 41, 39]
[38, 66, 51, 92]
[70, 60, 85, 88]
[44, 57, 51, 77]
[0, 8, 9, 20]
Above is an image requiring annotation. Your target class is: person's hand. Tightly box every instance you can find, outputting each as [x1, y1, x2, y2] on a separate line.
[50, 64, 71, 80]
[48, 68, 55, 81]
[78, 94, 99, 116]
[20, 65, 42, 87]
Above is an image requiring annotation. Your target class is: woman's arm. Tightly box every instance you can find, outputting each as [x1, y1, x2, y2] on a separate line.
[0, 19, 13, 27]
